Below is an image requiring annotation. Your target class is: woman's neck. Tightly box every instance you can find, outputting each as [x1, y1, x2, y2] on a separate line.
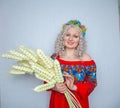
[64, 49, 75, 56]
[61, 48, 80, 60]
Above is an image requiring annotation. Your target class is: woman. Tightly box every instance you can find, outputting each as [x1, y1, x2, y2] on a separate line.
[49, 20, 97, 108]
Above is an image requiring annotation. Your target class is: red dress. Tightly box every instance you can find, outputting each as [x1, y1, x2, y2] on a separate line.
[49, 53, 97, 108]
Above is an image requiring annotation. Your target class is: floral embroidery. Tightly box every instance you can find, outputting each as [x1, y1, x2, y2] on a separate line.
[60, 64, 96, 85]
[51, 53, 97, 86]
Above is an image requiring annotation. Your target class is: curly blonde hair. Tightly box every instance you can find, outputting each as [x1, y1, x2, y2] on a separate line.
[55, 25, 86, 58]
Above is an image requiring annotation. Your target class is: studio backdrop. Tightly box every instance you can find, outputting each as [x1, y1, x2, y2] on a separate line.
[0, 0, 120, 108]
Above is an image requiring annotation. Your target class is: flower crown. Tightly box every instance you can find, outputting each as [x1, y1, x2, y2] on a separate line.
[63, 20, 87, 37]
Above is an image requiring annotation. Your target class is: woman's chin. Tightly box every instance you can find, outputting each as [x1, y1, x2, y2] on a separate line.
[66, 46, 76, 49]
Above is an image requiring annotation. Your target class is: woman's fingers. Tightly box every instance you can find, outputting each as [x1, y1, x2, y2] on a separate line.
[63, 72, 74, 81]
[55, 83, 67, 93]
[63, 71, 72, 77]
[56, 83, 66, 88]
[63, 72, 76, 90]
[59, 86, 67, 93]
[63, 71, 69, 76]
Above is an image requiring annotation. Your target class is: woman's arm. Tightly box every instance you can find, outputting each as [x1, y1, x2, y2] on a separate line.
[75, 60, 97, 97]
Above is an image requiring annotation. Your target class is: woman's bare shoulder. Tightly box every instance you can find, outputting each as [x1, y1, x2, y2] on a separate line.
[81, 53, 92, 61]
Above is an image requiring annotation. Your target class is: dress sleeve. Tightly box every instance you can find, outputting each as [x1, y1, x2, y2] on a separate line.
[75, 60, 97, 97]
[50, 52, 59, 60]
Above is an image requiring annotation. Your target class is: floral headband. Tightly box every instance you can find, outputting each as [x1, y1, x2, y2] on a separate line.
[63, 20, 87, 37]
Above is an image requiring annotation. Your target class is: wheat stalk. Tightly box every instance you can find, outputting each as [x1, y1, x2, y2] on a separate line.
[2, 46, 82, 108]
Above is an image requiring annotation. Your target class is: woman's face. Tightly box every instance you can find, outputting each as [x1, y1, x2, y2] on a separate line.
[63, 27, 80, 49]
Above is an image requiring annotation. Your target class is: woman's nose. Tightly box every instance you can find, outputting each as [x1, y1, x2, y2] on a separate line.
[69, 36, 73, 40]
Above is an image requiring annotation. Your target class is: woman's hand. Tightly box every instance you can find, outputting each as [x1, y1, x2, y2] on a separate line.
[53, 83, 67, 93]
[63, 72, 77, 91]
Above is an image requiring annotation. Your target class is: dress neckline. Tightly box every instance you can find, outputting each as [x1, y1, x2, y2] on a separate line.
[57, 56, 95, 65]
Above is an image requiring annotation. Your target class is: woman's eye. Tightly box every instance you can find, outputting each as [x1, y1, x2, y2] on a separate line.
[66, 34, 70, 36]
[74, 35, 79, 38]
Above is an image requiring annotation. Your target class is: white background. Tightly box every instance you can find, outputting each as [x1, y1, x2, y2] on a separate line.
[0, 0, 120, 108]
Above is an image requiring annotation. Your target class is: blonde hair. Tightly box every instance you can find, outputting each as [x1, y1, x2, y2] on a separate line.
[55, 25, 86, 58]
